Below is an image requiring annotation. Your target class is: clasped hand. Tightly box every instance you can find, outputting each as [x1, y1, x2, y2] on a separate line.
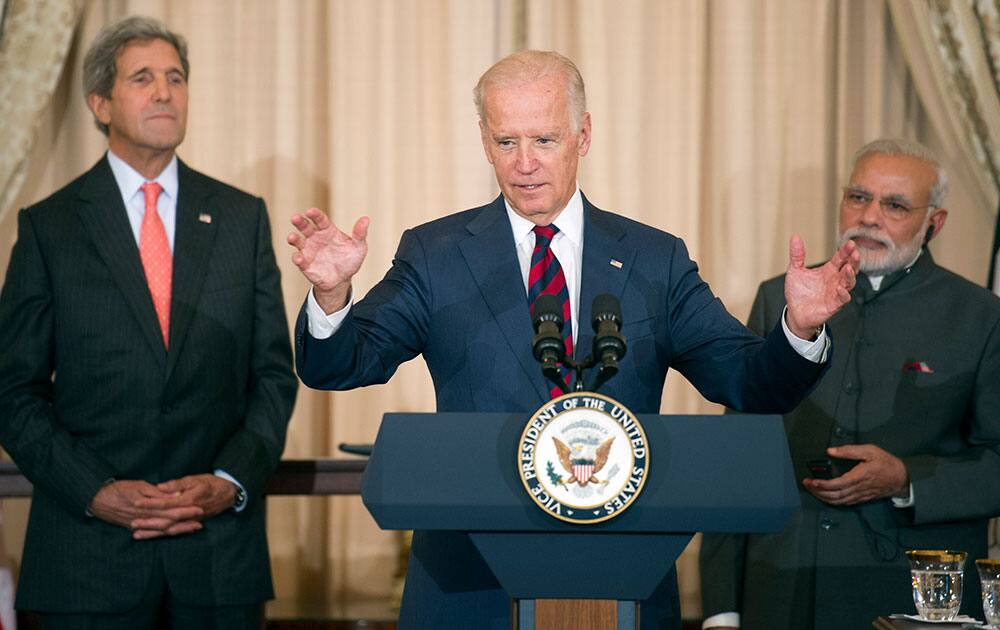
[802, 445, 910, 506]
[88, 474, 237, 540]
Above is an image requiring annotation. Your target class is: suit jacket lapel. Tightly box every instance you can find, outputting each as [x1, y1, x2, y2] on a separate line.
[76, 157, 168, 369]
[577, 195, 634, 364]
[165, 160, 217, 378]
[459, 196, 550, 402]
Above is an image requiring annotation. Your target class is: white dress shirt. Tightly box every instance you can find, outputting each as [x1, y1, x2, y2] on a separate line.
[107, 150, 179, 252]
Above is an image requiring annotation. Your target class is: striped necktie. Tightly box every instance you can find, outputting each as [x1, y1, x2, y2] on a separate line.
[528, 224, 573, 396]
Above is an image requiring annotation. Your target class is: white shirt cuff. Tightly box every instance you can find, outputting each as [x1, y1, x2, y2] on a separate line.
[213, 469, 248, 512]
[703, 612, 740, 628]
[306, 287, 353, 340]
[892, 483, 915, 508]
[781, 306, 829, 363]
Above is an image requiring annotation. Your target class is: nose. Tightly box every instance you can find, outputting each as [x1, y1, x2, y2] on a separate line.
[151, 74, 171, 102]
[515, 145, 538, 174]
[858, 197, 882, 227]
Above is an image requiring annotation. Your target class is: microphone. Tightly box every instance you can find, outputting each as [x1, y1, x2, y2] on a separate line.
[591, 293, 626, 370]
[587, 294, 626, 392]
[531, 294, 566, 370]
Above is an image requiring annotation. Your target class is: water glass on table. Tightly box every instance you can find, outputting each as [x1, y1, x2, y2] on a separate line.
[977, 558, 1000, 629]
[905, 549, 967, 622]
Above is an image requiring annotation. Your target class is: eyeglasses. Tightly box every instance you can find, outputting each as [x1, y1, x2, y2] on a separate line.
[841, 187, 932, 221]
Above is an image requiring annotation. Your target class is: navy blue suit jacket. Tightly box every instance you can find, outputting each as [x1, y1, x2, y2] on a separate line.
[296, 194, 825, 628]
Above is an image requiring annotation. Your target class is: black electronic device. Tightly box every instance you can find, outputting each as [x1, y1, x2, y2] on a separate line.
[806, 457, 857, 480]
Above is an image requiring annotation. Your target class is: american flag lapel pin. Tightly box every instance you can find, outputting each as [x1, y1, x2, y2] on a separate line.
[198, 213, 212, 224]
[610, 259, 623, 269]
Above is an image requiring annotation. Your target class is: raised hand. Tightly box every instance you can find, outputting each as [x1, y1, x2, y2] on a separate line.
[288, 208, 369, 314]
[802, 444, 909, 506]
[784, 235, 859, 339]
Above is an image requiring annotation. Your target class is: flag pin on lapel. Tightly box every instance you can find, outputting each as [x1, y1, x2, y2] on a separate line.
[610, 259, 623, 269]
[198, 213, 212, 224]
[902, 361, 934, 374]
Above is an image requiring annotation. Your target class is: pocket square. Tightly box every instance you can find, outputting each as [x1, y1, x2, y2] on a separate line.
[902, 361, 934, 374]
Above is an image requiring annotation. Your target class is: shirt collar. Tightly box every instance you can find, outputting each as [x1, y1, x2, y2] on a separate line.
[106, 150, 179, 203]
[867, 249, 922, 291]
[504, 186, 584, 247]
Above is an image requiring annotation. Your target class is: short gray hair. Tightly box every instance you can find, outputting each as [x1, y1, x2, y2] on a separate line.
[473, 50, 586, 131]
[83, 16, 189, 136]
[852, 138, 949, 208]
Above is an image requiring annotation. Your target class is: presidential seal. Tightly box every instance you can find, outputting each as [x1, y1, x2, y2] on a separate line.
[517, 392, 649, 524]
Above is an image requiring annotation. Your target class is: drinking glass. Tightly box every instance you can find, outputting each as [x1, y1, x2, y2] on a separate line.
[977, 559, 1000, 629]
[906, 550, 967, 621]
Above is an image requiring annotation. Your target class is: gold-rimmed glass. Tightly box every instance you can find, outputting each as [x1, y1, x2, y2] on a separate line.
[906, 550, 967, 621]
[841, 186, 932, 221]
[977, 559, 1000, 628]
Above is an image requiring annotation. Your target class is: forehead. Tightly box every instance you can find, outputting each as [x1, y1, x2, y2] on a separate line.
[482, 74, 572, 133]
[115, 38, 182, 74]
[849, 153, 936, 199]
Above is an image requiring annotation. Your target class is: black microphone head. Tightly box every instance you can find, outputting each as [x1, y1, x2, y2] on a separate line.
[591, 293, 622, 331]
[532, 294, 564, 331]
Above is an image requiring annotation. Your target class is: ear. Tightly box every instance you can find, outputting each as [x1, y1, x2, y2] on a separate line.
[479, 119, 495, 165]
[577, 112, 592, 157]
[926, 208, 948, 241]
[87, 92, 112, 127]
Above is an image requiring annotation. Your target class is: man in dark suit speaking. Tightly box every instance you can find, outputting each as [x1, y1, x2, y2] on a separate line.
[0, 16, 296, 628]
[290, 50, 858, 629]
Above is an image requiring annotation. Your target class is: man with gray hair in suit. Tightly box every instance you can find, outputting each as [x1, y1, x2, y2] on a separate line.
[700, 138, 1000, 630]
[291, 49, 860, 630]
[0, 15, 296, 628]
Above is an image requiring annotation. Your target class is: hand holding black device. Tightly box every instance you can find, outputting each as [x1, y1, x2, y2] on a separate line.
[806, 457, 858, 480]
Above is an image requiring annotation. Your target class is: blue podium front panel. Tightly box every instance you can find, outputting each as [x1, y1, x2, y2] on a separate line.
[362, 412, 798, 534]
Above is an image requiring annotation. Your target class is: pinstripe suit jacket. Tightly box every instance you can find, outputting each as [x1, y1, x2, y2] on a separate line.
[0, 156, 297, 612]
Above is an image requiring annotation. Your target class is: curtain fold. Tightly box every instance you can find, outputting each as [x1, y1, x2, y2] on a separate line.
[887, 0, 1000, 213]
[0, 0, 82, 223]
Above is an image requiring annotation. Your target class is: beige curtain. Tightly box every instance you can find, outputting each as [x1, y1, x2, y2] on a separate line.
[0, 0, 82, 226]
[886, 0, 1000, 559]
[2, 0, 997, 621]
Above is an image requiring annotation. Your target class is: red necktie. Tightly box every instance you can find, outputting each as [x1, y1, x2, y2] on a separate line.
[139, 182, 171, 348]
[528, 225, 573, 397]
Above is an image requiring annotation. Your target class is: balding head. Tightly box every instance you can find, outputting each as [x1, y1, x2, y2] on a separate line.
[474, 50, 586, 132]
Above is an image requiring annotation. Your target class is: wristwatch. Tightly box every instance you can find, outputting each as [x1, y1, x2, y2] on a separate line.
[232, 484, 247, 511]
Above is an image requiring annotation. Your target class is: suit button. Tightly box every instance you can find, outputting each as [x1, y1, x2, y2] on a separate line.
[843, 381, 857, 394]
[820, 518, 837, 530]
[833, 426, 849, 438]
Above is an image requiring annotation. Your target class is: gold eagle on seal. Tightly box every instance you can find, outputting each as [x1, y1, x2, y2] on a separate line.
[552, 436, 615, 487]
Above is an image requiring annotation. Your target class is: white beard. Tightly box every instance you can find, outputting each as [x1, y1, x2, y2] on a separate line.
[838, 214, 931, 276]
